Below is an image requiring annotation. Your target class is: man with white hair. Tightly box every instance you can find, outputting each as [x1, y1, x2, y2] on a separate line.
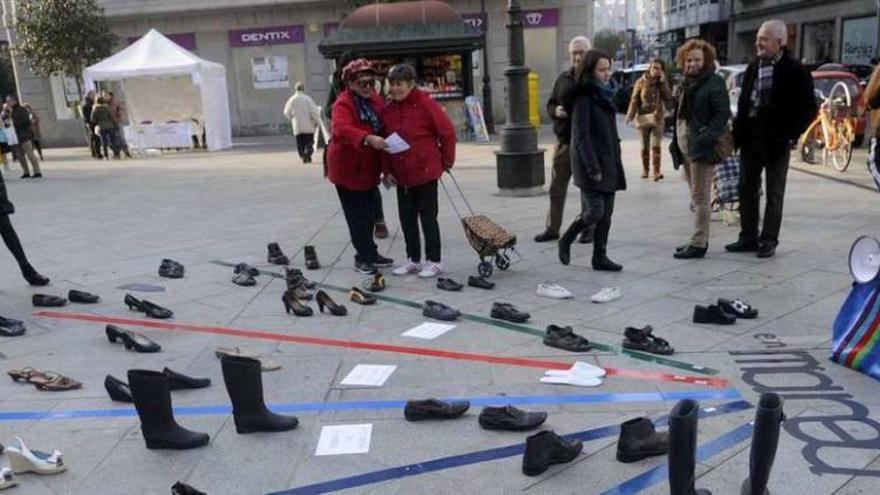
[535, 36, 593, 243]
[283, 81, 323, 163]
[728, 19, 816, 258]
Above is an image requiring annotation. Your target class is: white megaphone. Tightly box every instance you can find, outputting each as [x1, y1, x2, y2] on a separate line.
[849, 236, 880, 283]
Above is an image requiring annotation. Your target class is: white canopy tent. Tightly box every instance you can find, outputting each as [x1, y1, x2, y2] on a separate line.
[82, 29, 233, 151]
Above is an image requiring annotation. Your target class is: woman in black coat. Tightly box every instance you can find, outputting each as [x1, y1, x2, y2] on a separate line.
[0, 169, 48, 286]
[558, 49, 627, 271]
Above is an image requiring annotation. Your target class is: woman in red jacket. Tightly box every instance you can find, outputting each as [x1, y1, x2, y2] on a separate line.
[327, 59, 395, 274]
[382, 64, 456, 279]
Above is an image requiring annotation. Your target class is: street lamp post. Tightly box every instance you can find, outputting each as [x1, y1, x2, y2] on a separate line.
[480, 0, 494, 134]
[494, 0, 544, 196]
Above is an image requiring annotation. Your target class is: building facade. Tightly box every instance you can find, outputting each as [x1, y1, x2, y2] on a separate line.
[728, 0, 877, 65]
[659, 0, 732, 63]
[1, 0, 593, 147]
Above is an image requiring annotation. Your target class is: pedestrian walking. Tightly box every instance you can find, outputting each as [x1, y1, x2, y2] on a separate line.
[535, 36, 594, 245]
[728, 20, 817, 258]
[0, 168, 49, 286]
[0, 107, 15, 171]
[380, 64, 456, 279]
[558, 49, 626, 272]
[22, 104, 43, 160]
[327, 58, 395, 275]
[669, 39, 732, 259]
[104, 91, 132, 158]
[325, 52, 389, 239]
[6, 95, 42, 178]
[626, 57, 672, 180]
[90, 96, 121, 159]
[283, 82, 323, 163]
[82, 91, 103, 159]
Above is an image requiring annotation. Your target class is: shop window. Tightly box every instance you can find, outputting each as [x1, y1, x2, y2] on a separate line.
[802, 21, 835, 64]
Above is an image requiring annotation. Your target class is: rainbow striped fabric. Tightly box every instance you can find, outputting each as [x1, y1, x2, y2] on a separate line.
[832, 279, 880, 381]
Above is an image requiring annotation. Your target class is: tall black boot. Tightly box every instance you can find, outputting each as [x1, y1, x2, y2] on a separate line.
[592, 220, 622, 271]
[221, 355, 299, 434]
[558, 217, 586, 265]
[741, 393, 785, 495]
[668, 399, 711, 495]
[127, 370, 209, 450]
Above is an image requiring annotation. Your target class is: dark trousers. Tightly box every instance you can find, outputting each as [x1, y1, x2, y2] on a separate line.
[396, 180, 440, 263]
[295, 133, 315, 160]
[373, 187, 385, 222]
[87, 125, 103, 158]
[336, 185, 379, 264]
[100, 129, 121, 159]
[739, 141, 790, 246]
[579, 189, 615, 257]
[0, 214, 33, 276]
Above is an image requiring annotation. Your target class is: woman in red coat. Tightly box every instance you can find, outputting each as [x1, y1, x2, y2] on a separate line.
[327, 59, 395, 274]
[382, 64, 456, 279]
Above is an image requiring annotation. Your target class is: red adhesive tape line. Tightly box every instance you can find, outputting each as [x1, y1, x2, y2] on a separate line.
[35, 311, 728, 388]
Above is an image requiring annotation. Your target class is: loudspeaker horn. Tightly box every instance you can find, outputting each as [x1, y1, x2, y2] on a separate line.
[849, 235, 880, 284]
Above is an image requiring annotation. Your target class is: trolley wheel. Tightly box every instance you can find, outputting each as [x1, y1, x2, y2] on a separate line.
[495, 254, 510, 271]
[478, 261, 493, 278]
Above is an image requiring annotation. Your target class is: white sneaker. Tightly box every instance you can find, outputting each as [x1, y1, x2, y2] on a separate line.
[537, 282, 573, 299]
[392, 260, 421, 276]
[591, 287, 621, 303]
[417, 262, 442, 278]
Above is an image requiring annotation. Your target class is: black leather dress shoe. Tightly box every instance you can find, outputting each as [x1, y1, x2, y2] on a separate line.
[479, 406, 547, 431]
[0, 316, 26, 337]
[693, 304, 736, 325]
[32, 294, 67, 307]
[491, 302, 530, 323]
[673, 245, 707, 259]
[592, 255, 623, 271]
[68, 290, 100, 304]
[422, 300, 461, 321]
[404, 399, 470, 421]
[724, 238, 759, 252]
[534, 230, 560, 243]
[757, 243, 776, 258]
[468, 276, 495, 289]
[164, 368, 211, 390]
[437, 277, 463, 291]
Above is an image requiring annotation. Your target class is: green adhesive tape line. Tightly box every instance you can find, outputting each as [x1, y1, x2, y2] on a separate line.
[211, 261, 717, 375]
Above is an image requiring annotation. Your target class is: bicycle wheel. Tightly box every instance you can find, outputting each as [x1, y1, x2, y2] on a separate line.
[799, 122, 822, 165]
[826, 122, 854, 172]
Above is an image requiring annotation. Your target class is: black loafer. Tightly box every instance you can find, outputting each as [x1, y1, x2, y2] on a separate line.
[422, 300, 461, 321]
[479, 406, 547, 431]
[468, 276, 495, 290]
[490, 302, 530, 323]
[32, 294, 67, 307]
[68, 290, 100, 304]
[106, 324, 162, 352]
[724, 238, 759, 252]
[543, 325, 591, 352]
[404, 399, 470, 421]
[436, 277, 463, 291]
[693, 304, 736, 325]
[757, 242, 776, 258]
[534, 230, 560, 243]
[163, 367, 211, 390]
[104, 375, 133, 403]
[717, 298, 758, 319]
[0, 316, 26, 337]
[673, 245, 707, 259]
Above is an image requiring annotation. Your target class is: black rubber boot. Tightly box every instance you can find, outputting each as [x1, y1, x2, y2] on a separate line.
[617, 417, 668, 462]
[521, 430, 583, 476]
[558, 217, 586, 266]
[741, 393, 785, 495]
[668, 399, 711, 495]
[221, 355, 299, 434]
[127, 370, 209, 450]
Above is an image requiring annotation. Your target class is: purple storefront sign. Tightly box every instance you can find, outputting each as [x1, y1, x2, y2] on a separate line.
[127, 33, 197, 51]
[324, 23, 340, 38]
[521, 9, 559, 29]
[229, 25, 304, 47]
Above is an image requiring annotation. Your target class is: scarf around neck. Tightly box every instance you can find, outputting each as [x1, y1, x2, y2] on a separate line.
[353, 93, 382, 134]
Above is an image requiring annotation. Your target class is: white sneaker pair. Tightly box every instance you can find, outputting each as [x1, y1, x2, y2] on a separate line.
[591, 287, 621, 303]
[539, 362, 606, 387]
[537, 282, 573, 299]
[392, 260, 442, 278]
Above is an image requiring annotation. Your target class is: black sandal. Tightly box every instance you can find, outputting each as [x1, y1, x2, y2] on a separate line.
[543, 325, 592, 352]
[622, 326, 674, 355]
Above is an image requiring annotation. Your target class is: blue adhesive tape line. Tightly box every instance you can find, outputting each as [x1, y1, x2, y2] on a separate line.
[267, 400, 752, 495]
[599, 422, 755, 495]
[0, 389, 742, 422]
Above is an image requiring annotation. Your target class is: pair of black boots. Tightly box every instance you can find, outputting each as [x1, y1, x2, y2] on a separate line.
[128, 356, 298, 450]
[557, 217, 621, 271]
[668, 394, 784, 495]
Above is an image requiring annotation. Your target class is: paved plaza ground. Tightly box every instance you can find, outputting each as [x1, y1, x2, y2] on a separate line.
[1, 121, 879, 494]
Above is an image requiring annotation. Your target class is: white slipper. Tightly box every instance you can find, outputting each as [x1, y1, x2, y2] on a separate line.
[539, 375, 603, 387]
[544, 362, 607, 378]
[591, 287, 621, 303]
[537, 282, 573, 299]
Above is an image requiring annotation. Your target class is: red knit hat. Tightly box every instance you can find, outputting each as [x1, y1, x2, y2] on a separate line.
[342, 58, 375, 82]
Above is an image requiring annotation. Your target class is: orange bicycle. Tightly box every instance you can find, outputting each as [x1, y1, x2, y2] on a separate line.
[799, 81, 855, 172]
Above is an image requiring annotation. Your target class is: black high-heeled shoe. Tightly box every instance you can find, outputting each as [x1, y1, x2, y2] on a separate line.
[23, 268, 49, 287]
[282, 290, 313, 317]
[316, 290, 347, 316]
[104, 375, 133, 403]
[124, 294, 174, 319]
[106, 324, 161, 352]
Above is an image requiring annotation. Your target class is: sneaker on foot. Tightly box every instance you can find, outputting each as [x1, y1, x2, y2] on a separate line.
[537, 282, 573, 299]
[393, 260, 421, 276]
[354, 260, 378, 275]
[418, 262, 442, 278]
[374, 255, 394, 267]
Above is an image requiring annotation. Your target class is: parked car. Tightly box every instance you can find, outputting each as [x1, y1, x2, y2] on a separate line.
[811, 71, 867, 147]
[815, 63, 874, 84]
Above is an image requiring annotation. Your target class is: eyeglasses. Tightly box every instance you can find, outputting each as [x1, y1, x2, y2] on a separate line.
[354, 78, 374, 89]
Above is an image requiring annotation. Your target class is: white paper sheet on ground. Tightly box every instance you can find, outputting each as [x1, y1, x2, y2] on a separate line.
[385, 132, 411, 154]
[539, 375, 603, 387]
[315, 424, 373, 456]
[401, 322, 456, 340]
[340, 365, 397, 387]
[543, 362, 607, 378]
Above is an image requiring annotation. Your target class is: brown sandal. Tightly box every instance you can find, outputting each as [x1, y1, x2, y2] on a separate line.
[7, 367, 43, 383]
[7, 367, 81, 391]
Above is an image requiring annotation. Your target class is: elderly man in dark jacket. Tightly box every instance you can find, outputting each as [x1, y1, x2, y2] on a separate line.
[728, 20, 817, 258]
[558, 49, 626, 272]
[7, 95, 42, 178]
